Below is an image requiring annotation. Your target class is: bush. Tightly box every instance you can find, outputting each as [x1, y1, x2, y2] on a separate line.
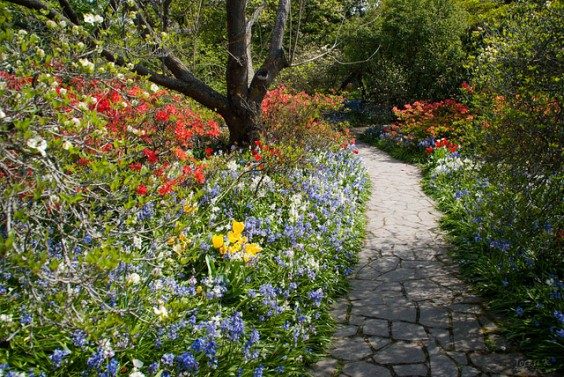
[261, 86, 352, 151]
[360, 97, 472, 163]
[338, 0, 468, 105]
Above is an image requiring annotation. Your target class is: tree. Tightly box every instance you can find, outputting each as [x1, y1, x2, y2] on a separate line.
[337, 0, 468, 105]
[3, 0, 294, 145]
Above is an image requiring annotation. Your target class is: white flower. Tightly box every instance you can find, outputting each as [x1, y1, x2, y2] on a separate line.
[149, 83, 159, 93]
[78, 58, 95, 73]
[133, 236, 142, 249]
[0, 108, 5, 119]
[132, 359, 144, 369]
[46, 20, 57, 29]
[83, 13, 104, 24]
[0, 314, 13, 323]
[59, 20, 67, 28]
[129, 372, 145, 377]
[227, 160, 238, 172]
[27, 136, 47, 157]
[36, 48, 45, 58]
[126, 273, 141, 285]
[153, 303, 168, 319]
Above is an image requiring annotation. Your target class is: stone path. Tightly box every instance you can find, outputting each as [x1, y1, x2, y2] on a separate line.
[310, 143, 538, 377]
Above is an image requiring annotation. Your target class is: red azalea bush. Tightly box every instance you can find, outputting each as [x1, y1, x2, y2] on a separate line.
[261, 86, 352, 150]
[391, 99, 473, 145]
[0, 69, 223, 198]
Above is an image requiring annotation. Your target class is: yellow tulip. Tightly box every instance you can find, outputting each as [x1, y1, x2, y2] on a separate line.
[232, 220, 245, 234]
[229, 242, 242, 254]
[212, 234, 224, 249]
[227, 231, 241, 244]
[183, 203, 197, 214]
[245, 243, 262, 255]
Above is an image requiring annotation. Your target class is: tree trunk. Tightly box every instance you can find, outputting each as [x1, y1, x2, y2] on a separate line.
[223, 101, 263, 146]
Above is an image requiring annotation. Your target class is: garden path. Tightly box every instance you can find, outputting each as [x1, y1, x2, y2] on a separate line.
[309, 143, 536, 377]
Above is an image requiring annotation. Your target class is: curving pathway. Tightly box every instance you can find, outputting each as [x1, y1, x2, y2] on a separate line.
[310, 143, 538, 377]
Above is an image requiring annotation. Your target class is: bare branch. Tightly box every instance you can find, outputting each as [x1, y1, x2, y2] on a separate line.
[331, 45, 381, 65]
[245, 1, 266, 85]
[56, 0, 79, 25]
[289, 0, 304, 65]
[248, 0, 291, 103]
[226, 0, 250, 100]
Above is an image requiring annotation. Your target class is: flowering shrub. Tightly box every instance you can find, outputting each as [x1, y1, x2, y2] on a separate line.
[0, 50, 368, 376]
[392, 99, 472, 143]
[361, 98, 472, 163]
[261, 86, 351, 150]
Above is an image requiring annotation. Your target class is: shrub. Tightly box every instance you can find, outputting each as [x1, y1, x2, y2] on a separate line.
[338, 0, 468, 105]
[261, 86, 352, 151]
[360, 97, 472, 162]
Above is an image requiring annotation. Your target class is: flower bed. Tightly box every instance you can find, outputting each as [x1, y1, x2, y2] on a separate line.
[0, 66, 369, 376]
[361, 101, 563, 372]
[361, 99, 472, 163]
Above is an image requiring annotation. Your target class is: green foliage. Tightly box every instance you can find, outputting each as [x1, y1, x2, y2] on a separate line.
[339, 0, 469, 105]
[468, 1, 563, 185]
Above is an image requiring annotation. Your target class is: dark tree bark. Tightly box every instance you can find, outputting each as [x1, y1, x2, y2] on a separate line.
[6, 0, 292, 146]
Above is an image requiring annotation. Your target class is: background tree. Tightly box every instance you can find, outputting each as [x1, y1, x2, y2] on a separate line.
[335, 0, 468, 106]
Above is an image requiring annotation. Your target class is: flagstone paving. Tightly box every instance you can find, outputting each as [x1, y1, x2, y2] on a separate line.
[309, 143, 540, 377]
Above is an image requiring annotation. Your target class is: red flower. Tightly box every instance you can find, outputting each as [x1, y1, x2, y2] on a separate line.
[101, 143, 113, 152]
[136, 184, 148, 196]
[129, 162, 142, 171]
[425, 147, 434, 154]
[353, 149, 359, 154]
[253, 152, 262, 162]
[143, 148, 158, 164]
[205, 147, 214, 157]
[193, 168, 205, 184]
[182, 165, 192, 175]
[158, 181, 174, 196]
[155, 109, 170, 122]
[97, 98, 111, 112]
[77, 157, 90, 166]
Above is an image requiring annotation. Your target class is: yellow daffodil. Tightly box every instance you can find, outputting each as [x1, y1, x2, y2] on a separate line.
[167, 236, 176, 246]
[196, 286, 203, 295]
[232, 220, 245, 234]
[212, 234, 224, 249]
[183, 203, 197, 214]
[227, 231, 241, 243]
[244, 243, 263, 255]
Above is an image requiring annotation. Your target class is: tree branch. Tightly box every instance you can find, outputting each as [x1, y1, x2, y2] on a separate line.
[245, 1, 266, 86]
[226, 0, 250, 104]
[56, 0, 79, 25]
[5, 0, 230, 116]
[248, 0, 290, 103]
